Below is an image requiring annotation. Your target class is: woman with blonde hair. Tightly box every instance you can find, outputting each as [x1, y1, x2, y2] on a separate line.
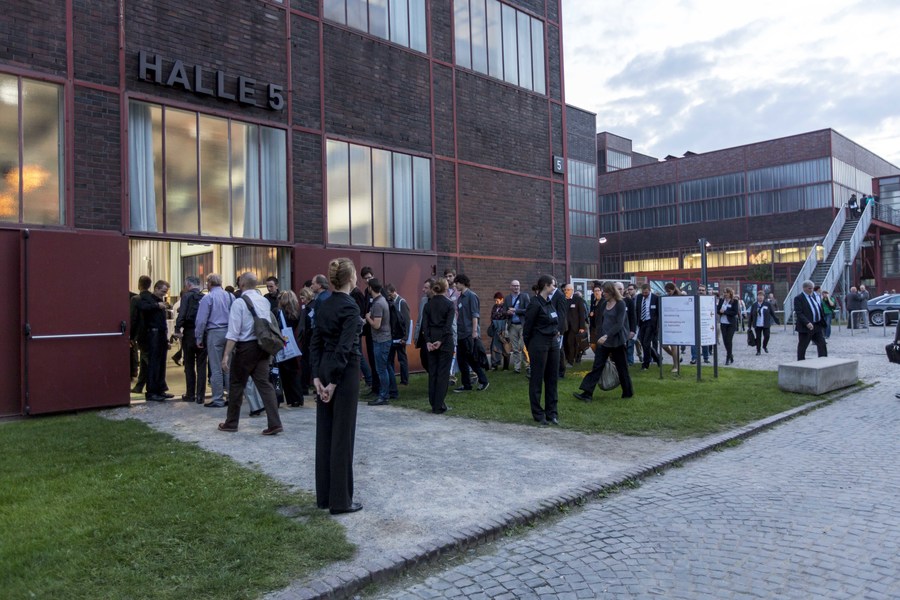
[277, 290, 304, 407]
[573, 281, 634, 401]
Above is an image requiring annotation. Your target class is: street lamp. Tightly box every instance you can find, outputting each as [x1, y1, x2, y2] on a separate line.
[598, 237, 607, 244]
[698, 238, 710, 290]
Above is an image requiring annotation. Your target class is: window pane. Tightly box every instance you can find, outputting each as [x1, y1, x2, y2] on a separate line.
[151, 106, 164, 229]
[370, 0, 389, 40]
[349, 143, 372, 246]
[516, 12, 532, 90]
[198, 115, 230, 237]
[327, 140, 350, 245]
[470, 0, 487, 73]
[347, 0, 367, 31]
[164, 108, 199, 234]
[392, 153, 413, 249]
[454, 0, 471, 69]
[260, 126, 287, 241]
[409, 0, 427, 52]
[231, 122, 248, 238]
[324, 0, 346, 24]
[21, 80, 63, 224]
[389, 0, 409, 47]
[486, 0, 503, 78]
[531, 18, 545, 94]
[413, 156, 431, 250]
[240, 124, 260, 238]
[372, 148, 393, 247]
[0, 75, 20, 222]
[501, 4, 518, 85]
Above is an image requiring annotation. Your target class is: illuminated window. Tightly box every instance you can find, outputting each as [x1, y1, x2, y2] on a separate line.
[0, 74, 65, 225]
[128, 100, 288, 240]
[326, 140, 431, 250]
[623, 256, 678, 272]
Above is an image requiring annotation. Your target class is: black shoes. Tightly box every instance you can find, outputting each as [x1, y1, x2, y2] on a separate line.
[367, 399, 389, 406]
[249, 409, 264, 417]
[204, 401, 225, 408]
[548, 417, 559, 426]
[477, 382, 490, 391]
[572, 391, 592, 403]
[182, 395, 195, 402]
[330, 502, 363, 515]
[145, 394, 167, 402]
[536, 418, 549, 426]
[130, 386, 143, 394]
[162, 392, 175, 399]
[453, 386, 472, 393]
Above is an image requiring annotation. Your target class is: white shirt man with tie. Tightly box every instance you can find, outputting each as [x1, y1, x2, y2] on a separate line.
[793, 280, 828, 361]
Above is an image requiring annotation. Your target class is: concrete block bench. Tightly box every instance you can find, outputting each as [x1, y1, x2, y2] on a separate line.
[778, 357, 858, 395]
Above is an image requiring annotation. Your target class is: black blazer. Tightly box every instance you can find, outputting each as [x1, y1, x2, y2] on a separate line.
[748, 301, 779, 329]
[550, 288, 568, 335]
[623, 296, 637, 334]
[793, 292, 825, 333]
[565, 295, 587, 333]
[635, 293, 660, 328]
[523, 294, 559, 347]
[423, 294, 455, 351]
[310, 291, 362, 386]
[716, 298, 740, 326]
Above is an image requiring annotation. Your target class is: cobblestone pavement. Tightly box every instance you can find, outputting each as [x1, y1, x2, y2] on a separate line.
[373, 380, 900, 599]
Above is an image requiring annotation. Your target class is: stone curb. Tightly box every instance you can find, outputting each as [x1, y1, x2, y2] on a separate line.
[281, 387, 854, 599]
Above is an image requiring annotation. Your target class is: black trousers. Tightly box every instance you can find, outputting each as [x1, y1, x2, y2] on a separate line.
[638, 323, 659, 368]
[721, 323, 737, 360]
[457, 337, 488, 388]
[316, 356, 360, 511]
[278, 356, 304, 406]
[797, 324, 828, 360]
[388, 342, 409, 384]
[754, 326, 770, 352]
[224, 342, 281, 430]
[563, 329, 579, 364]
[130, 343, 139, 378]
[145, 329, 168, 396]
[364, 333, 379, 393]
[527, 336, 559, 422]
[579, 344, 634, 398]
[181, 329, 207, 401]
[133, 343, 150, 391]
[427, 350, 453, 412]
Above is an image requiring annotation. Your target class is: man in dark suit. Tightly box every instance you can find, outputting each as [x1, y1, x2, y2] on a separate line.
[550, 278, 568, 378]
[562, 284, 586, 366]
[794, 279, 828, 360]
[129, 275, 152, 393]
[635, 283, 661, 370]
[615, 282, 637, 365]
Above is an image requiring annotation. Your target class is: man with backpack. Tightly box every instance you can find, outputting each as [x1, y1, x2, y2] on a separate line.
[174, 275, 207, 403]
[365, 278, 397, 406]
[386, 283, 411, 386]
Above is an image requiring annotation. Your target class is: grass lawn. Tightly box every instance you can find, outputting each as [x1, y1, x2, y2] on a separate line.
[0, 413, 353, 600]
[392, 362, 819, 438]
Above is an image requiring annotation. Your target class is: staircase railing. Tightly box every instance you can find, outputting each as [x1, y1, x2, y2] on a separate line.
[821, 202, 847, 259]
[847, 199, 874, 274]
[820, 241, 846, 298]
[783, 241, 820, 325]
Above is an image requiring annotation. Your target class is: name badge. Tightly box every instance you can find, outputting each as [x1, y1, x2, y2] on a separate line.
[650, 306, 656, 310]
[550, 311, 558, 318]
[570, 303, 576, 308]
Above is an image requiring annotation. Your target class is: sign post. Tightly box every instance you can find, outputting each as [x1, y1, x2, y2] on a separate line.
[660, 295, 717, 380]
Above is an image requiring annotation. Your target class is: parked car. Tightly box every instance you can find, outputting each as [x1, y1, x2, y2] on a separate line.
[867, 294, 900, 326]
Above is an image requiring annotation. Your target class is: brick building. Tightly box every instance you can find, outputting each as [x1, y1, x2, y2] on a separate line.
[593, 129, 900, 301]
[0, 0, 595, 415]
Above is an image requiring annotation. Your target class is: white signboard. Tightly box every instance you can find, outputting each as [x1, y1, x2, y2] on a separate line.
[661, 295, 716, 346]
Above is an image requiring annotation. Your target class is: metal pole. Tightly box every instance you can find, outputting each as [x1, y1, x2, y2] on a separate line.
[697, 238, 708, 382]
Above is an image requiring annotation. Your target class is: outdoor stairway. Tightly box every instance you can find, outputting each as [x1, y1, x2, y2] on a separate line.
[811, 213, 859, 285]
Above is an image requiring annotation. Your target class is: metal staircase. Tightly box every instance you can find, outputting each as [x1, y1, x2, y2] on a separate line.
[783, 201, 873, 324]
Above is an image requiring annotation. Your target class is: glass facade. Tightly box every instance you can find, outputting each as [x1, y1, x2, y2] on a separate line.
[326, 139, 431, 250]
[325, 0, 427, 53]
[0, 74, 65, 225]
[455, 0, 545, 94]
[605, 149, 631, 172]
[128, 101, 288, 241]
[567, 158, 597, 238]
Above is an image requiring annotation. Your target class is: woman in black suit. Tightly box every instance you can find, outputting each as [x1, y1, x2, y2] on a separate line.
[573, 281, 634, 401]
[310, 257, 364, 515]
[423, 277, 456, 414]
[717, 287, 740, 365]
[747, 290, 779, 355]
[523, 275, 561, 425]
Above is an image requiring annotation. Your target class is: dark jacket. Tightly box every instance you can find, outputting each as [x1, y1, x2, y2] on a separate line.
[597, 299, 627, 348]
[175, 288, 204, 332]
[565, 294, 587, 333]
[623, 296, 637, 334]
[793, 292, 825, 333]
[748, 300, 779, 329]
[502, 291, 530, 325]
[523, 294, 559, 347]
[137, 290, 166, 344]
[423, 295, 455, 351]
[635, 293, 660, 328]
[310, 292, 362, 386]
[550, 288, 568, 335]
[716, 298, 740, 326]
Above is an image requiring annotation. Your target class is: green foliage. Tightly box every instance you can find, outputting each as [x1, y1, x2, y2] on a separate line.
[392, 363, 815, 439]
[0, 414, 353, 600]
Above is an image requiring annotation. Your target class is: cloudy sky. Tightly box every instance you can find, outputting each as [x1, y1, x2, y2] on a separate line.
[562, 0, 900, 166]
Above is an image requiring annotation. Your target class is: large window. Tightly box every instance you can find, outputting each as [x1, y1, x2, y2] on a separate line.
[128, 101, 288, 241]
[326, 140, 431, 250]
[0, 74, 65, 225]
[621, 183, 676, 231]
[325, 0, 427, 53]
[454, 0, 545, 94]
[747, 158, 830, 192]
[567, 159, 597, 237]
[605, 150, 631, 172]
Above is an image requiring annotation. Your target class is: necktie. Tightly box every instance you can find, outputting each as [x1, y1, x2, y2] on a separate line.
[642, 297, 650, 321]
[809, 294, 819, 322]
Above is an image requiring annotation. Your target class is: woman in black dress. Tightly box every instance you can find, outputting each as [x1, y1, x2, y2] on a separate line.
[573, 281, 634, 401]
[523, 275, 560, 425]
[423, 277, 456, 414]
[276, 290, 304, 407]
[310, 258, 363, 515]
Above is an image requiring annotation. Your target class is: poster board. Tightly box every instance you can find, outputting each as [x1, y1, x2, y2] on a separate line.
[661, 295, 716, 346]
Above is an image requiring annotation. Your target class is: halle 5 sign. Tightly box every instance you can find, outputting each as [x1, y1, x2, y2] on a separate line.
[138, 51, 285, 111]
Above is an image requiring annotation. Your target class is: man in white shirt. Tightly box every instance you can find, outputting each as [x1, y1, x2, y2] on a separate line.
[218, 272, 283, 435]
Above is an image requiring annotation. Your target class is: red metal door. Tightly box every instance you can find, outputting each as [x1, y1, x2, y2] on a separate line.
[22, 230, 130, 415]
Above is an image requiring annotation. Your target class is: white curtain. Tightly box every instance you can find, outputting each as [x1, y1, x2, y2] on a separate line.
[243, 125, 260, 238]
[260, 127, 287, 241]
[128, 103, 157, 231]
